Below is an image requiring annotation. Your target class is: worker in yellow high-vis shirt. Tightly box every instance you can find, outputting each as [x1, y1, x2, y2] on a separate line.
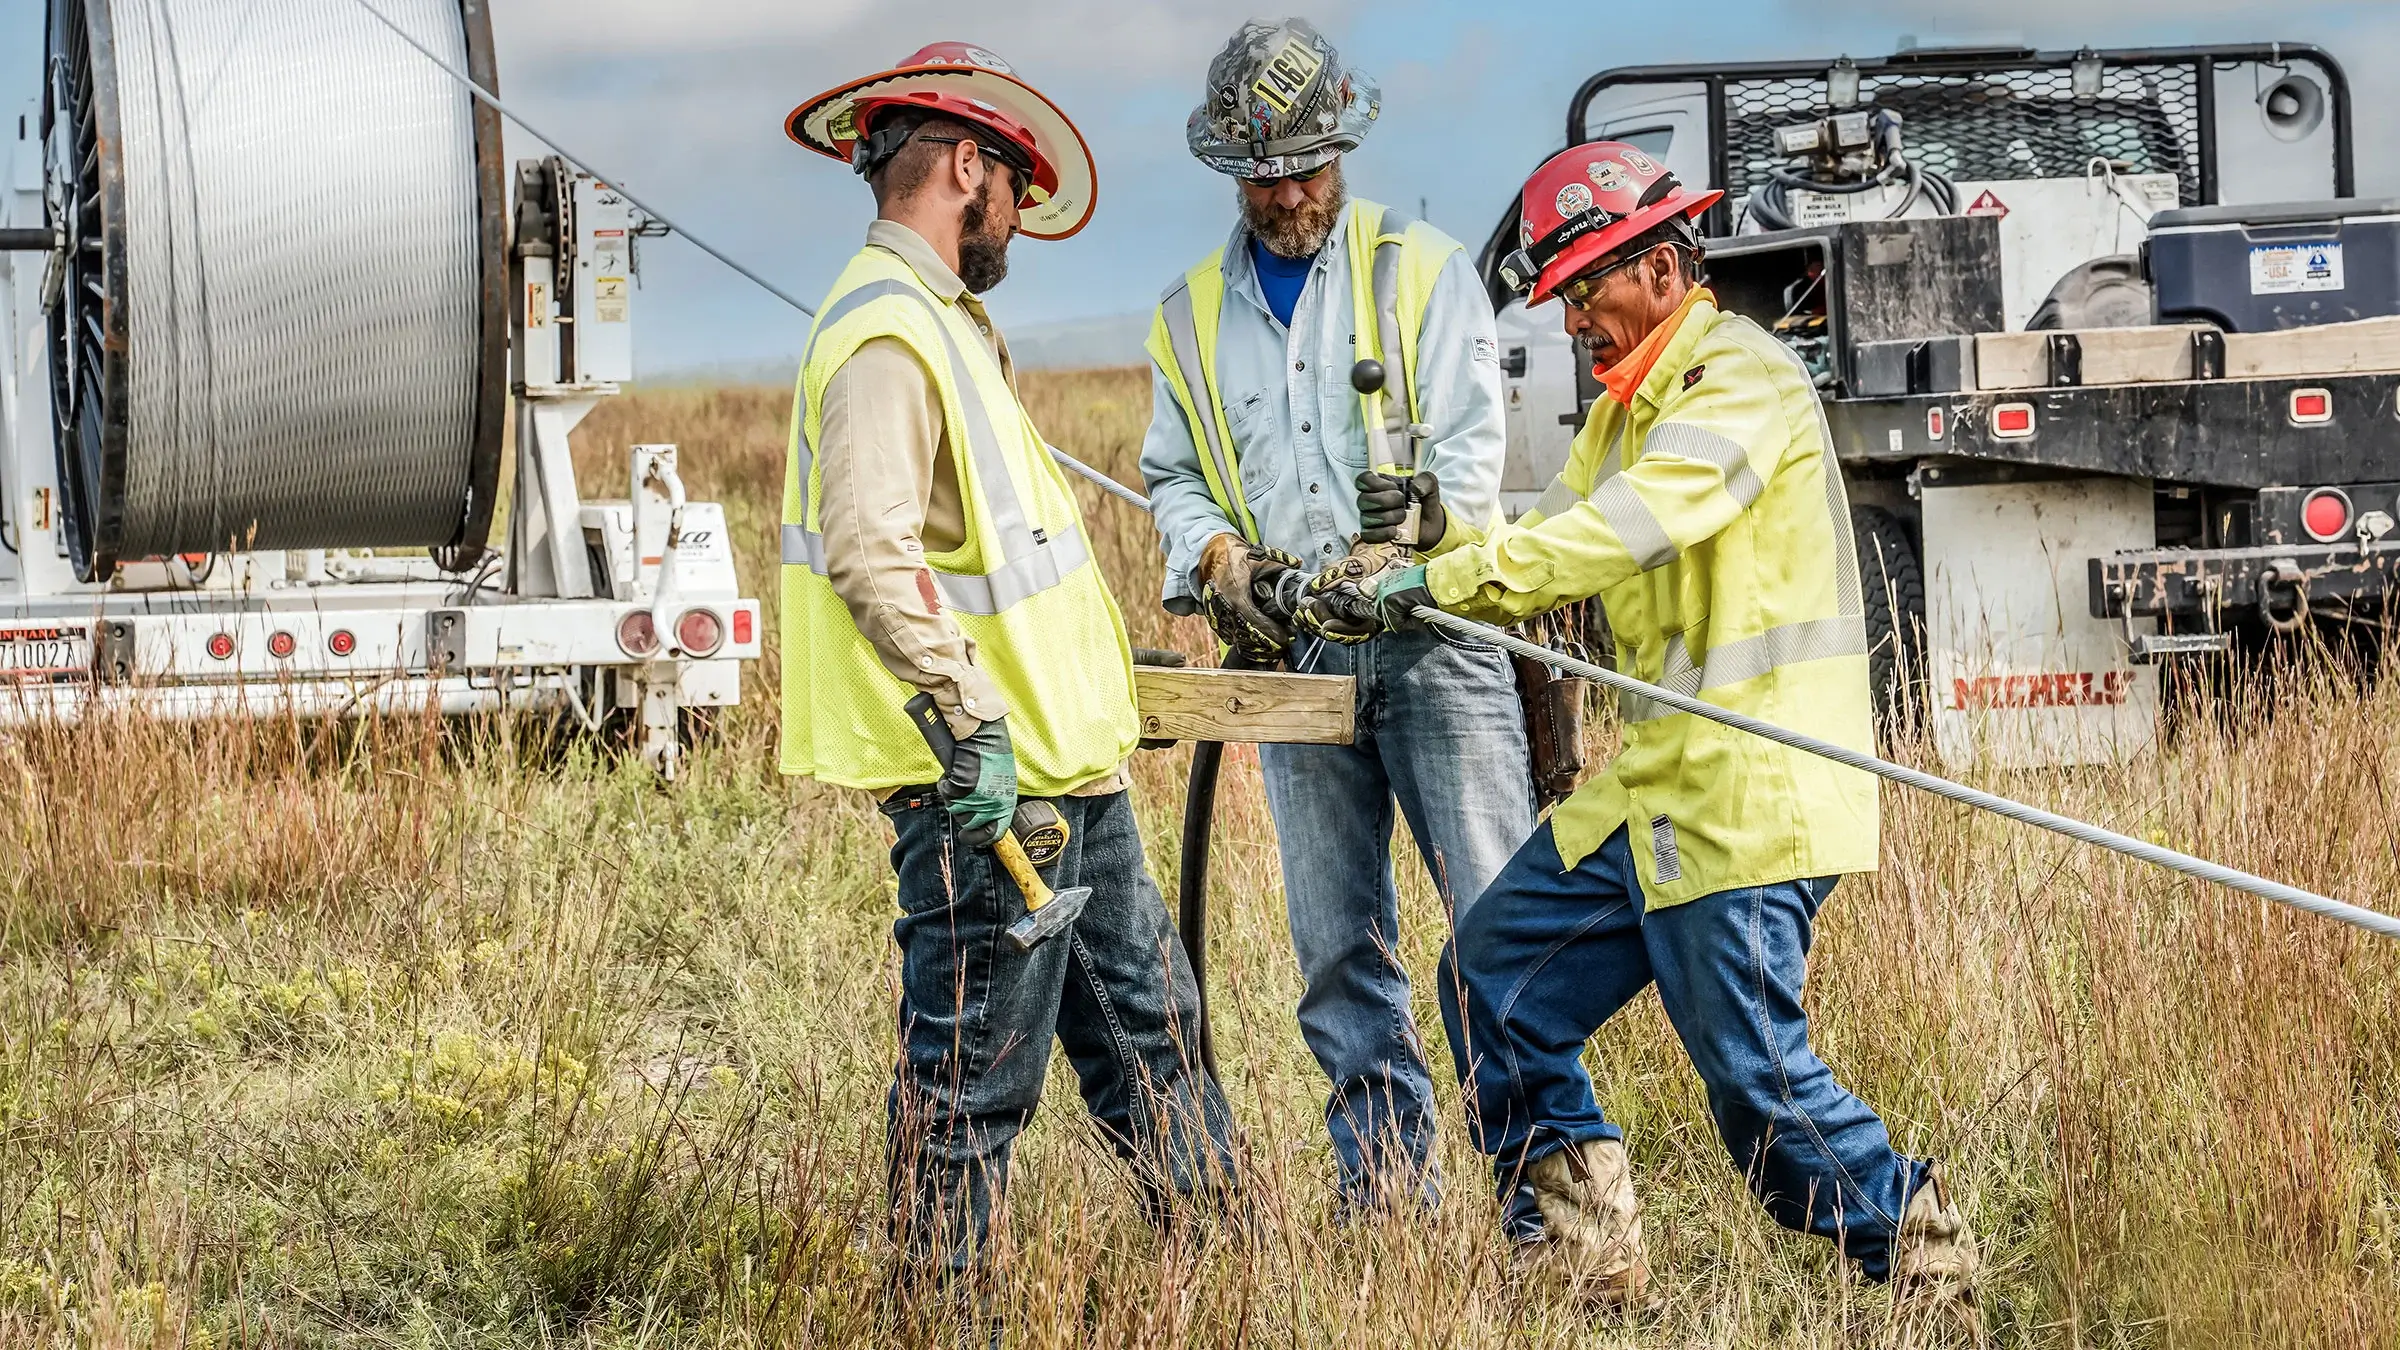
[1307, 143, 1980, 1328]
[778, 42, 1234, 1292]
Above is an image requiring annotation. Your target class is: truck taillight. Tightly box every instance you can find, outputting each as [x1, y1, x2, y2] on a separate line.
[327, 629, 356, 656]
[616, 610, 660, 658]
[267, 630, 297, 659]
[205, 632, 235, 661]
[2301, 488, 2352, 543]
[675, 608, 724, 657]
[732, 608, 754, 646]
[2290, 389, 2332, 424]
[1992, 403, 2035, 438]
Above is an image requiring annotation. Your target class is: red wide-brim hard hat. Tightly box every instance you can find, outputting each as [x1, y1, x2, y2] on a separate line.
[786, 45, 1097, 241]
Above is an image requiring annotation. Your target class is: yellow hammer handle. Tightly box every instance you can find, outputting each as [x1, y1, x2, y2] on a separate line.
[992, 833, 1057, 912]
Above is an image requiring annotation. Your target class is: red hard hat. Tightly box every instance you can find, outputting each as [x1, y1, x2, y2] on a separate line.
[1498, 142, 1722, 304]
[786, 43, 1097, 240]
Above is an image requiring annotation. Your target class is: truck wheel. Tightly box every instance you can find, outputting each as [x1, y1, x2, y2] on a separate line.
[1853, 506, 1927, 733]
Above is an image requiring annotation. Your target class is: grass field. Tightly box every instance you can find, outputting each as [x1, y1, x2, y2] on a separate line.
[1, 368, 2396, 1347]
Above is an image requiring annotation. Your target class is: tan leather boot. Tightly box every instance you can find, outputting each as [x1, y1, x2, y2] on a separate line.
[1891, 1165, 1982, 1338]
[1514, 1138, 1655, 1311]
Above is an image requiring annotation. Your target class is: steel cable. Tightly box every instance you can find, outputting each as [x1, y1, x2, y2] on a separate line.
[94, 0, 491, 555]
[1035, 444, 2399, 942]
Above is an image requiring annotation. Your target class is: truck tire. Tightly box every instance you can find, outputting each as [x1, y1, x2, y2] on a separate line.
[1853, 506, 1927, 732]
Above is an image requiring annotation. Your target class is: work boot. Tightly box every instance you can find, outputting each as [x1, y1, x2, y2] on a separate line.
[1890, 1165, 1982, 1339]
[1512, 1138, 1655, 1311]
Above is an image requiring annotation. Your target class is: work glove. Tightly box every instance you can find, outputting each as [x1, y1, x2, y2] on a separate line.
[1297, 560, 1440, 646]
[936, 717, 1019, 849]
[1197, 533, 1304, 660]
[1355, 470, 1446, 551]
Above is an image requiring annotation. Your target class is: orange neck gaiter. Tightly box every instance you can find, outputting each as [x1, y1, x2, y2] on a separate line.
[1598, 286, 1714, 406]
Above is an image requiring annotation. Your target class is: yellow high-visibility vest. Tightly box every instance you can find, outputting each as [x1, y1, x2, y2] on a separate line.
[1145, 199, 1458, 541]
[778, 246, 1138, 795]
[1425, 297, 1880, 905]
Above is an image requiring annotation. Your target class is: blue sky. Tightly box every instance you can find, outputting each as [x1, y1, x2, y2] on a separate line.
[6, 1, 2396, 371]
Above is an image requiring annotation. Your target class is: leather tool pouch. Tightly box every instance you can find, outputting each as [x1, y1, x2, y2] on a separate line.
[1512, 652, 1591, 809]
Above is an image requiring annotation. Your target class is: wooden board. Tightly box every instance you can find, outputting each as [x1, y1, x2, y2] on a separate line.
[1134, 667, 1355, 745]
[1975, 315, 2400, 391]
[2226, 315, 2400, 379]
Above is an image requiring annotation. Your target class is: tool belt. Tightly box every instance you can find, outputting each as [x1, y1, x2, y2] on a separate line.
[1512, 601, 1606, 808]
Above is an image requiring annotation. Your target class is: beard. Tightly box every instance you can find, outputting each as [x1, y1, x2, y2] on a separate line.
[956, 179, 1013, 295]
[1240, 161, 1347, 259]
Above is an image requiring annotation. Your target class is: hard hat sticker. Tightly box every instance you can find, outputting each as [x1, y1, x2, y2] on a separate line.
[1252, 36, 1324, 114]
[1555, 182, 1594, 217]
[1621, 149, 1657, 174]
[1587, 159, 1630, 193]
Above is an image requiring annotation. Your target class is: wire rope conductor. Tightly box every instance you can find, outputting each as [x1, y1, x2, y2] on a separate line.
[1411, 607, 2400, 941]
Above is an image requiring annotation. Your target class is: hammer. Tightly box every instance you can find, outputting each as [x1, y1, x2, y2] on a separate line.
[905, 693, 1092, 951]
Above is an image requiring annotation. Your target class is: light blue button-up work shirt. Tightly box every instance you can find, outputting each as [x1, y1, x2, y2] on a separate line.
[1139, 208, 1508, 612]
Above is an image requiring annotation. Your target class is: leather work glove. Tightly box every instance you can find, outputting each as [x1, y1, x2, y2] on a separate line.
[1355, 470, 1446, 551]
[937, 717, 1019, 849]
[1197, 533, 1304, 660]
[1297, 560, 1440, 646]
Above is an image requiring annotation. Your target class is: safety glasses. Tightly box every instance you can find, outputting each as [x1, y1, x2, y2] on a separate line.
[1557, 250, 1652, 308]
[1239, 160, 1334, 189]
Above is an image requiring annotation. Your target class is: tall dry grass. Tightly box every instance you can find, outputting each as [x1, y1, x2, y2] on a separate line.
[0, 368, 2392, 1347]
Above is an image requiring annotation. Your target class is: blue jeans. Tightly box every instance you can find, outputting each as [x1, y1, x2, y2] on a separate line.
[1261, 626, 1535, 1204]
[1439, 823, 1929, 1280]
[884, 786, 1238, 1279]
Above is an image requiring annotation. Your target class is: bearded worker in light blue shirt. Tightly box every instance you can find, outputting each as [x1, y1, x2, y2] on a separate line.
[1139, 18, 1534, 1214]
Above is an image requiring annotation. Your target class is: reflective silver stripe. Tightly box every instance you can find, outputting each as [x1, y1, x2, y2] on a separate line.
[1643, 421, 1764, 510]
[1700, 614, 1868, 689]
[1596, 418, 1628, 482]
[930, 523, 1093, 616]
[1591, 476, 1677, 570]
[781, 522, 825, 570]
[1160, 281, 1249, 533]
[790, 279, 925, 547]
[1618, 615, 1869, 722]
[1533, 474, 1579, 520]
[1813, 400, 1864, 616]
[788, 274, 1082, 614]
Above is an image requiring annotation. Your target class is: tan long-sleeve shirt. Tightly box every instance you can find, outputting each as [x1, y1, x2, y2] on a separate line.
[815, 221, 1126, 796]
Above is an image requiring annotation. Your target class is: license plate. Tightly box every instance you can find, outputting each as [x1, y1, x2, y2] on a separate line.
[0, 625, 93, 683]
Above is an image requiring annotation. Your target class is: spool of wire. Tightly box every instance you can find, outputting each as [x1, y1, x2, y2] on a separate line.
[42, 0, 507, 581]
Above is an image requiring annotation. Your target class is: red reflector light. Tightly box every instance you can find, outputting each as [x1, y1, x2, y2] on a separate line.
[205, 632, 235, 661]
[2302, 488, 2353, 542]
[327, 629, 356, 657]
[267, 631, 296, 659]
[675, 608, 725, 657]
[616, 610, 660, 658]
[2290, 389, 2332, 424]
[1992, 403, 2035, 437]
[731, 608, 754, 646]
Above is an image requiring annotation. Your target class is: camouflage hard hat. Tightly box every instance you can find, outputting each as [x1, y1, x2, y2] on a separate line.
[1186, 18, 1380, 179]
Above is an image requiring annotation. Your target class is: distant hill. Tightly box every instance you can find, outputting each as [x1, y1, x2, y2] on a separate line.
[642, 312, 1149, 387]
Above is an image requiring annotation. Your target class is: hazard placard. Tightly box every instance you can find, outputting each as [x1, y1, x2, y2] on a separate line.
[1965, 189, 2010, 218]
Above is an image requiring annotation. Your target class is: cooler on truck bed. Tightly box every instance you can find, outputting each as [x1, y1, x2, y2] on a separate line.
[2146, 199, 2400, 331]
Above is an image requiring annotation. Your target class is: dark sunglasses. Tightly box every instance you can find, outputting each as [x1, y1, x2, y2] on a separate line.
[1239, 160, 1334, 189]
[913, 134, 1037, 208]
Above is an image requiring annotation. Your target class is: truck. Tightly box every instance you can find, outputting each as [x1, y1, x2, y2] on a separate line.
[1480, 42, 2394, 768]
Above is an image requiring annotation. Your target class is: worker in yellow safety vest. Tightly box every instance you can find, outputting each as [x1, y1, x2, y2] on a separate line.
[1305, 143, 1982, 1325]
[779, 42, 1235, 1289]
[1139, 17, 1534, 1213]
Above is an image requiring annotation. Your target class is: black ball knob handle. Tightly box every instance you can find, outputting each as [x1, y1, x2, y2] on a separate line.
[1349, 359, 1386, 395]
